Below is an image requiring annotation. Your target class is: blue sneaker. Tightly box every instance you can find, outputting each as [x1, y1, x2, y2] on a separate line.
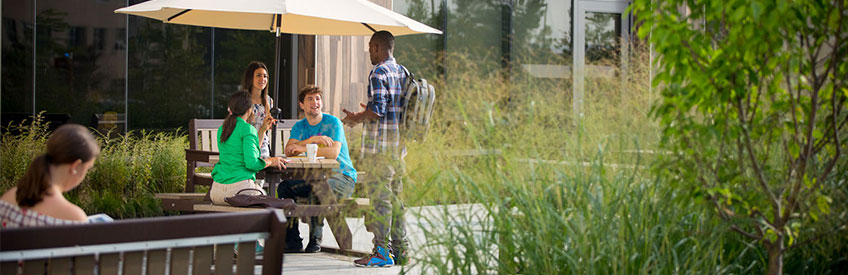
[354, 246, 394, 267]
[234, 242, 264, 256]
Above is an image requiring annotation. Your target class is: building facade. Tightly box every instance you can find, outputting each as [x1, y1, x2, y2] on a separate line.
[1, 0, 630, 132]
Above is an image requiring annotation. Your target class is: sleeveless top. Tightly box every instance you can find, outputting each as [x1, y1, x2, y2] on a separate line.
[0, 200, 84, 228]
[249, 95, 272, 159]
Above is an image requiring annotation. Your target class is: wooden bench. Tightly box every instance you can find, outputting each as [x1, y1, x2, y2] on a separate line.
[184, 118, 298, 193]
[0, 210, 287, 275]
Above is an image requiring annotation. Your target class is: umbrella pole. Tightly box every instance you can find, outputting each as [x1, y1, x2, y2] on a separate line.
[271, 15, 282, 157]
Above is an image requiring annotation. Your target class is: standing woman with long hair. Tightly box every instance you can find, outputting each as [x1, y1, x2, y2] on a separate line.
[241, 61, 275, 159]
[210, 91, 286, 205]
[0, 124, 100, 228]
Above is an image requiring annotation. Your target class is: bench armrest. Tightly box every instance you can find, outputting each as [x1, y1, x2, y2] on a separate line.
[185, 149, 219, 162]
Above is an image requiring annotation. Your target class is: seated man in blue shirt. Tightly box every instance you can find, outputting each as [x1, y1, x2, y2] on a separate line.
[278, 85, 357, 253]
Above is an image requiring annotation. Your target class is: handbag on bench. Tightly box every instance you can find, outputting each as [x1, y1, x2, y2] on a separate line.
[225, 188, 297, 210]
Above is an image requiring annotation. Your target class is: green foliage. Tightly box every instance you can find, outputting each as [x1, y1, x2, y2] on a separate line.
[400, 43, 659, 206]
[415, 153, 764, 274]
[631, 0, 848, 273]
[396, 44, 756, 273]
[400, 46, 768, 273]
[1, 114, 52, 192]
[1, 117, 187, 219]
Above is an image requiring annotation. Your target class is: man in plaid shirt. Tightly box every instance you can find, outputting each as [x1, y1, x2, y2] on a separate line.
[343, 30, 409, 267]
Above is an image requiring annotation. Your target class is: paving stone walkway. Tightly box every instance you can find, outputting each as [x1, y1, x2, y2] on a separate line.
[272, 204, 487, 275]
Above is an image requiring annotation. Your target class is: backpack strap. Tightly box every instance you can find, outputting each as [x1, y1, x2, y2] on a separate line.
[399, 66, 416, 128]
[400, 65, 414, 92]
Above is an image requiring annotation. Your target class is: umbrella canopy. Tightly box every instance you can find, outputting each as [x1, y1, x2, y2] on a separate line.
[115, 0, 442, 36]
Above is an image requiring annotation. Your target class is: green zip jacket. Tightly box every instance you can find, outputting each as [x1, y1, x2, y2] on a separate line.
[211, 117, 266, 184]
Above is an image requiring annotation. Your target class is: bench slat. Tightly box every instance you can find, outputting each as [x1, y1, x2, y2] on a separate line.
[211, 129, 219, 152]
[155, 193, 207, 200]
[214, 244, 235, 275]
[2, 261, 18, 275]
[48, 257, 71, 275]
[200, 130, 213, 152]
[275, 129, 284, 156]
[23, 259, 46, 275]
[98, 253, 120, 275]
[235, 242, 255, 275]
[73, 256, 95, 275]
[147, 250, 167, 275]
[160, 198, 203, 212]
[194, 204, 263, 212]
[123, 252, 143, 275]
[169, 247, 191, 275]
[192, 245, 214, 275]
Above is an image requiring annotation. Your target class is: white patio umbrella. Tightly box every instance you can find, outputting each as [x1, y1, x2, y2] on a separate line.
[115, 0, 442, 36]
[115, 0, 441, 155]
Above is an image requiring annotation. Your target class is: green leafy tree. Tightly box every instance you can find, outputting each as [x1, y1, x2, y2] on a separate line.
[632, 0, 847, 274]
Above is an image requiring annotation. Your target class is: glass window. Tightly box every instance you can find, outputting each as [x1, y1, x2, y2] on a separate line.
[34, 1, 127, 132]
[211, 28, 276, 119]
[114, 28, 125, 51]
[585, 12, 622, 77]
[393, 0, 445, 79]
[446, 0, 503, 78]
[513, 0, 572, 80]
[1, 1, 34, 116]
[128, 15, 212, 131]
[68, 26, 86, 48]
[94, 28, 106, 51]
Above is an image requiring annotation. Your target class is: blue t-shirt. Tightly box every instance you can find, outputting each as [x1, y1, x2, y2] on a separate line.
[290, 114, 357, 182]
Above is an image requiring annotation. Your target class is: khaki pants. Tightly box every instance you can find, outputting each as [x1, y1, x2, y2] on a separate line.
[210, 179, 266, 206]
[361, 155, 408, 251]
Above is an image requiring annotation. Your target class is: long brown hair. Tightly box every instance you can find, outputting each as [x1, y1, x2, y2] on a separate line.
[240, 61, 271, 116]
[17, 124, 100, 207]
[220, 91, 253, 143]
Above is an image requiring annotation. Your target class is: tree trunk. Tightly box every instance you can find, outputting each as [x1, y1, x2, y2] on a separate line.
[767, 239, 784, 275]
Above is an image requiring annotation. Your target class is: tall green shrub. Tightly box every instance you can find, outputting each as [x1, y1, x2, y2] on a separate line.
[1, 115, 52, 191]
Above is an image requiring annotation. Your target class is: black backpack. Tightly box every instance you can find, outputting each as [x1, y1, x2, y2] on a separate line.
[400, 67, 436, 143]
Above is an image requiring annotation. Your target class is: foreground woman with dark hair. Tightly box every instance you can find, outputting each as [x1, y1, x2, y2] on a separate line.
[0, 124, 100, 228]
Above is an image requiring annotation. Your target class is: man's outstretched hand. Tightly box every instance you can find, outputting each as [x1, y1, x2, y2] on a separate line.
[342, 103, 379, 126]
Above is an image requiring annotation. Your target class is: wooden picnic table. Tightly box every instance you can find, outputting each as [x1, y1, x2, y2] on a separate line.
[198, 156, 357, 252]
[207, 155, 339, 198]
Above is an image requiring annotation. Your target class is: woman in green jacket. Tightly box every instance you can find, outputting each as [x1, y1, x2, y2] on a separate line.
[210, 91, 286, 205]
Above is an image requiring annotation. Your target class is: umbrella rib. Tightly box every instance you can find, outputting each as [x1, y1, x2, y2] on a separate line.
[361, 23, 377, 33]
[167, 9, 192, 22]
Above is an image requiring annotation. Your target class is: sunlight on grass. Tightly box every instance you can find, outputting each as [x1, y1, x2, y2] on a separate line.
[393, 45, 765, 274]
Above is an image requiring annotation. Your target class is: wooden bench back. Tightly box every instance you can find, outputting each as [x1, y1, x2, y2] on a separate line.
[184, 119, 299, 192]
[0, 210, 287, 275]
[190, 119, 299, 157]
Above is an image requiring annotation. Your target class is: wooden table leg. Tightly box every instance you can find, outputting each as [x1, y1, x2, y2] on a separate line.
[267, 171, 281, 198]
[310, 178, 353, 251]
[326, 213, 353, 250]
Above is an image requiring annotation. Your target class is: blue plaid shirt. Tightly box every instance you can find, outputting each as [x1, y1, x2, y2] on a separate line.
[361, 57, 407, 159]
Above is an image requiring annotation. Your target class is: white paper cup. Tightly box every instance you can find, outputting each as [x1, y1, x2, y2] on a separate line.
[306, 144, 318, 162]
